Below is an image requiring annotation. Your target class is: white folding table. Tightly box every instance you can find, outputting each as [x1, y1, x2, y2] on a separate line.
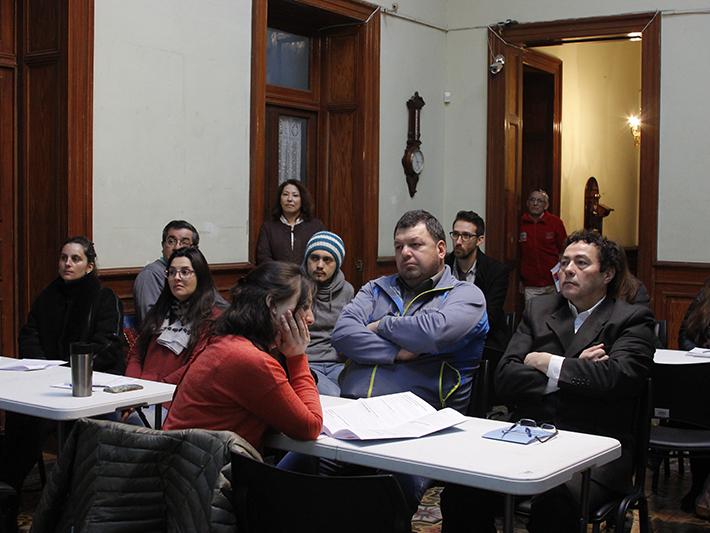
[654, 348, 710, 365]
[0, 357, 175, 448]
[265, 396, 621, 533]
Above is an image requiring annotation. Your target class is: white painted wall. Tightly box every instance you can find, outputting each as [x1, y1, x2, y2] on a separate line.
[444, 1, 710, 262]
[93, 0, 251, 268]
[376, 7, 448, 256]
[92, 0, 710, 267]
[541, 41, 641, 247]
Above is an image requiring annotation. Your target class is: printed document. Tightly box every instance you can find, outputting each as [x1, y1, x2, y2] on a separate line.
[322, 391, 466, 440]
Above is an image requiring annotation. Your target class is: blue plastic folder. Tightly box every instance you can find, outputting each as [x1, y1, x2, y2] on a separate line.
[483, 426, 556, 445]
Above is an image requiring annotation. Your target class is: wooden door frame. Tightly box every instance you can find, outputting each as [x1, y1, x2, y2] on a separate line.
[485, 13, 660, 295]
[250, 0, 380, 280]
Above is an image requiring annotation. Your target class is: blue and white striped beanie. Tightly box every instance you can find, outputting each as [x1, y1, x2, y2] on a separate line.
[304, 231, 346, 271]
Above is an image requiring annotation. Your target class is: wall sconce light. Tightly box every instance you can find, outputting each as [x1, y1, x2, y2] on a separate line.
[627, 114, 641, 146]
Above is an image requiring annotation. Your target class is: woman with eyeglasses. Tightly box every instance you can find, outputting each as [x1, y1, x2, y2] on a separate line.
[1, 236, 125, 507]
[126, 247, 221, 387]
[256, 179, 325, 265]
[163, 261, 322, 451]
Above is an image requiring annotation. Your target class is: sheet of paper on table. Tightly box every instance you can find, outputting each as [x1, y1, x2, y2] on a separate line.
[0, 359, 67, 371]
[322, 391, 466, 441]
[51, 375, 139, 390]
[687, 347, 710, 358]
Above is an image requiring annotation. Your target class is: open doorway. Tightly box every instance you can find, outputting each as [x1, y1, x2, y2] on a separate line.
[484, 13, 660, 314]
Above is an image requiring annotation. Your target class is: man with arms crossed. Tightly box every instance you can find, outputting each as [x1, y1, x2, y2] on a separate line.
[303, 231, 354, 396]
[441, 229, 655, 532]
[332, 209, 489, 515]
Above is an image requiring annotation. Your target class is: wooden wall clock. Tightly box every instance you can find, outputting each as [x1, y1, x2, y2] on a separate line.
[402, 92, 425, 197]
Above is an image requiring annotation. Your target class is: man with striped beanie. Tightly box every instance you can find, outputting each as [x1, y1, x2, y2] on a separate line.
[303, 231, 354, 396]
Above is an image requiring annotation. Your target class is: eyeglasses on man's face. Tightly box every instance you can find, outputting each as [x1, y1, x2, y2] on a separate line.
[165, 236, 193, 247]
[500, 418, 558, 443]
[449, 231, 479, 242]
[166, 268, 195, 279]
[527, 197, 546, 205]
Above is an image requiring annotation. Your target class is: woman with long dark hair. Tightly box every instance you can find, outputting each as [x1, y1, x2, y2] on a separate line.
[125, 247, 220, 385]
[1, 236, 125, 504]
[255, 179, 325, 264]
[164, 261, 322, 451]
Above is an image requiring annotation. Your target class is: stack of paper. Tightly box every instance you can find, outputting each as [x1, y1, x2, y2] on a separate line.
[322, 391, 466, 441]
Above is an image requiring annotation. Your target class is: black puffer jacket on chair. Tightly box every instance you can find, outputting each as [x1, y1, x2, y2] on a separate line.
[31, 418, 261, 532]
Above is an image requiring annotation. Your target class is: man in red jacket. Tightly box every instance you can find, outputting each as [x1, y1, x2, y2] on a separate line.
[519, 189, 567, 301]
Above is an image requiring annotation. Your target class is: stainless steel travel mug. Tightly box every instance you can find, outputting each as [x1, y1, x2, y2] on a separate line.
[70, 343, 93, 397]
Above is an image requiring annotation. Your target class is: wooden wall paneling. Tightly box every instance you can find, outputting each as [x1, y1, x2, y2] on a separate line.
[20, 59, 66, 313]
[66, 0, 93, 237]
[0, 66, 16, 354]
[653, 263, 710, 348]
[0, 0, 15, 58]
[23, 0, 58, 53]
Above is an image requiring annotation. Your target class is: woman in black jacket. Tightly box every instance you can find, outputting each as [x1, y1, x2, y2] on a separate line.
[1, 236, 125, 500]
[19, 236, 125, 372]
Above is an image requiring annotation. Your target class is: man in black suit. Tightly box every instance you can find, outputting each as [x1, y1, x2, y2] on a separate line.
[440, 229, 655, 533]
[445, 210, 509, 411]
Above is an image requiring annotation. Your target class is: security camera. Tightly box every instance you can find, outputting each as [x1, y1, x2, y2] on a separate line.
[489, 54, 505, 75]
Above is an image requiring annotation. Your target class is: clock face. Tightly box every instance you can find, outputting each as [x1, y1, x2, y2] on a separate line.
[410, 149, 424, 174]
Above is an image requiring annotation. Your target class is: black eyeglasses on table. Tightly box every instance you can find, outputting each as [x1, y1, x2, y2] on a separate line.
[500, 418, 558, 443]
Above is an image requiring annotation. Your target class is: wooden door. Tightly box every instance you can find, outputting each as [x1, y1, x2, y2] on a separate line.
[485, 36, 561, 314]
[317, 26, 364, 288]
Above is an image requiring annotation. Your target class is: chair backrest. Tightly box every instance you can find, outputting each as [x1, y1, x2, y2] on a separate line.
[31, 419, 260, 533]
[231, 452, 412, 533]
[505, 312, 517, 338]
[467, 358, 490, 418]
[654, 319, 668, 349]
[652, 362, 710, 428]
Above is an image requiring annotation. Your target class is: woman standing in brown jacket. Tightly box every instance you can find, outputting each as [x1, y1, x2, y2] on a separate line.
[256, 179, 325, 265]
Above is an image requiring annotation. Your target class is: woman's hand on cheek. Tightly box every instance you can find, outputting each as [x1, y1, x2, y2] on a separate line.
[276, 310, 310, 357]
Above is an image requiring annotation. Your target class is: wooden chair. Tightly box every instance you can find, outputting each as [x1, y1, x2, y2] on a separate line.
[231, 452, 412, 533]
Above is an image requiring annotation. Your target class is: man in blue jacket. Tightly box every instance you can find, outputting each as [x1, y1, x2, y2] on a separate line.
[333, 209, 489, 413]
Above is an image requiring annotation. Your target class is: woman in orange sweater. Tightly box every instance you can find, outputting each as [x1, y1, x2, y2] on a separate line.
[164, 261, 322, 451]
